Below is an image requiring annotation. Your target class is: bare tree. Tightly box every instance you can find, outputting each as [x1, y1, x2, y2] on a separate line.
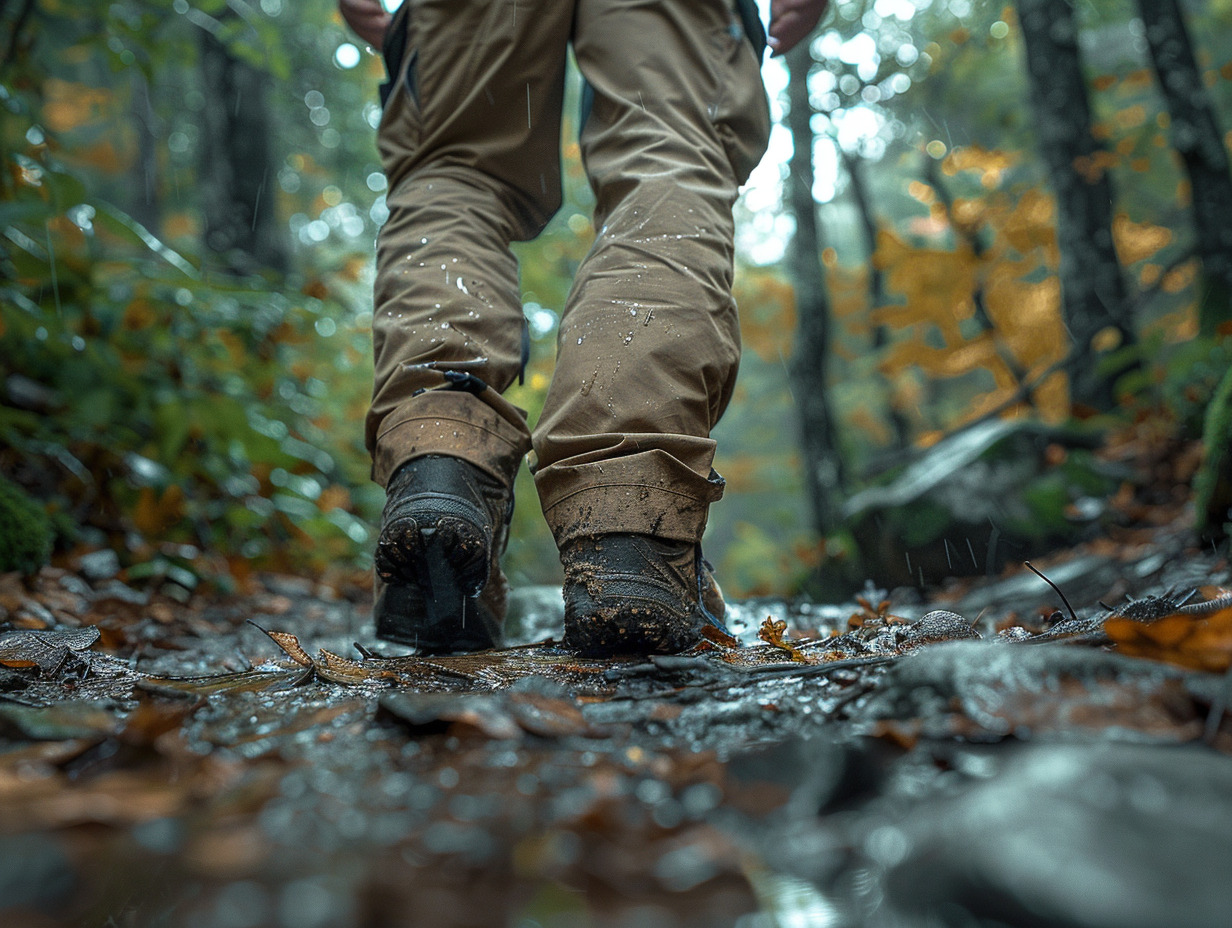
[1137, 0, 1232, 335]
[1016, 0, 1134, 408]
[197, 17, 286, 274]
[785, 43, 845, 535]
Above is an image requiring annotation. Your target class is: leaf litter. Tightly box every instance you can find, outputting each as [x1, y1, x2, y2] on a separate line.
[2, 531, 1232, 926]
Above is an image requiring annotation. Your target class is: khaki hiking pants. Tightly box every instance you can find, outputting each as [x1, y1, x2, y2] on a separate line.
[369, 0, 771, 547]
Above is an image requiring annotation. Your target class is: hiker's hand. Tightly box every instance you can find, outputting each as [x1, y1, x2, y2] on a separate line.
[768, 0, 830, 56]
[339, 0, 390, 48]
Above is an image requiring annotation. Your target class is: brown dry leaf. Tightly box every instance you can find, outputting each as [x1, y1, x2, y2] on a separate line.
[871, 719, 922, 751]
[507, 691, 605, 739]
[316, 647, 409, 686]
[261, 628, 314, 667]
[120, 700, 197, 748]
[700, 624, 740, 650]
[945, 676, 1204, 745]
[851, 596, 912, 628]
[1105, 605, 1232, 672]
[379, 692, 522, 739]
[0, 572, 30, 617]
[757, 618, 810, 663]
[0, 768, 188, 831]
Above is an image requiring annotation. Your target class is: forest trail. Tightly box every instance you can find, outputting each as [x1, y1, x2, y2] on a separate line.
[2, 509, 1231, 928]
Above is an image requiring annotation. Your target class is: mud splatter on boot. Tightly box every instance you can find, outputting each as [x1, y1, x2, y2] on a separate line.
[560, 533, 726, 657]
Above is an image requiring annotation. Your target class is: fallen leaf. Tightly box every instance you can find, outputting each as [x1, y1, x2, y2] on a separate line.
[1106, 605, 1232, 672]
[757, 618, 810, 663]
[0, 626, 100, 674]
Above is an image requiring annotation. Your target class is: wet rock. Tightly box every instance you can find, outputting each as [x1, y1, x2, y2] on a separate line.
[379, 685, 607, 741]
[379, 692, 523, 739]
[504, 584, 565, 645]
[853, 640, 1205, 742]
[955, 553, 1125, 620]
[77, 549, 121, 583]
[14, 598, 55, 627]
[0, 701, 120, 740]
[726, 736, 889, 819]
[505, 677, 605, 738]
[91, 579, 150, 607]
[898, 610, 981, 650]
[56, 571, 95, 600]
[843, 419, 1115, 587]
[874, 742, 1232, 928]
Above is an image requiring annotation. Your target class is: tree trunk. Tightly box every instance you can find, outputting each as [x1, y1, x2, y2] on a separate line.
[1137, 0, 1232, 335]
[197, 22, 285, 274]
[785, 44, 844, 535]
[1015, 0, 1133, 409]
[843, 149, 909, 449]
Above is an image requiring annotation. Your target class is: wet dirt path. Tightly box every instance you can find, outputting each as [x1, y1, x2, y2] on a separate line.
[2, 528, 1232, 928]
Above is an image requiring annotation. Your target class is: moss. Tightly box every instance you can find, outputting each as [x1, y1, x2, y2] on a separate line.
[1194, 364, 1232, 542]
[0, 475, 53, 574]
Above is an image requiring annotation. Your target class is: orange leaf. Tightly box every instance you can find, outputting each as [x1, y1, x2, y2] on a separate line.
[1105, 605, 1232, 672]
[1113, 214, 1172, 265]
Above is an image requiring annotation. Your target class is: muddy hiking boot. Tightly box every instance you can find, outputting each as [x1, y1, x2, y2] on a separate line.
[561, 533, 728, 657]
[373, 455, 513, 653]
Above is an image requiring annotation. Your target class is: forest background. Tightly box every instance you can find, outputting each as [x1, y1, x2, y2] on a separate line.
[2, 0, 1231, 602]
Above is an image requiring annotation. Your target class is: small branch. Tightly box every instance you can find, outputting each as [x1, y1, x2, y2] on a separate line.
[1025, 560, 1078, 621]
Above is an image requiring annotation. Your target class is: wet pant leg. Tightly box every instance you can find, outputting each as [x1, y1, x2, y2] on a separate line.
[369, 0, 574, 489]
[532, 0, 771, 545]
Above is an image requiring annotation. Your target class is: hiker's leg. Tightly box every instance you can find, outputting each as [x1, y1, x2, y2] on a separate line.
[533, 0, 771, 545]
[369, 0, 573, 647]
[371, 0, 575, 488]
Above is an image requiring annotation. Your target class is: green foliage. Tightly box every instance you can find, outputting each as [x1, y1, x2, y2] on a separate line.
[0, 0, 383, 580]
[0, 0, 604, 587]
[1195, 364, 1232, 541]
[0, 475, 53, 574]
[0, 163, 377, 572]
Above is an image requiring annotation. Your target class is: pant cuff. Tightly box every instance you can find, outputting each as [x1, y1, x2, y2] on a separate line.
[372, 387, 532, 487]
[536, 450, 725, 546]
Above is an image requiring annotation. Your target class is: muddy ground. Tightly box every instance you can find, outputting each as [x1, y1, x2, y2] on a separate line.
[2, 518, 1232, 928]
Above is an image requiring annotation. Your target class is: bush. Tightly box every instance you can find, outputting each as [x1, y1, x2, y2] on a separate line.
[0, 475, 53, 575]
[1195, 365, 1232, 543]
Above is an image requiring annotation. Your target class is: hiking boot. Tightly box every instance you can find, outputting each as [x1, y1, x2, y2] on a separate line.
[373, 455, 513, 653]
[560, 533, 727, 657]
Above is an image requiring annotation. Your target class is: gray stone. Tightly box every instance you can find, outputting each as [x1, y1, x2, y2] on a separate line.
[876, 742, 1232, 928]
[77, 548, 121, 583]
[842, 420, 1115, 587]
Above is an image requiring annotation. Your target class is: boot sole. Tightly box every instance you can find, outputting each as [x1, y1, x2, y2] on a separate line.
[374, 517, 496, 652]
[563, 604, 704, 657]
